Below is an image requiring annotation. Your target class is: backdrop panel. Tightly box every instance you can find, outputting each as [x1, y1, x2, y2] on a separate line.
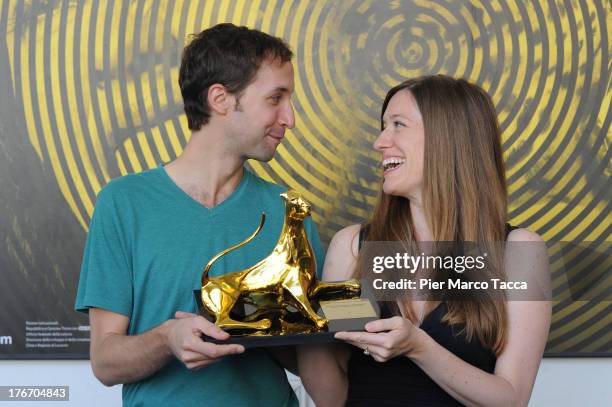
[0, 0, 609, 358]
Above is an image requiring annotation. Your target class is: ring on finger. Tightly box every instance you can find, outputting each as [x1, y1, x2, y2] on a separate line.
[363, 345, 370, 356]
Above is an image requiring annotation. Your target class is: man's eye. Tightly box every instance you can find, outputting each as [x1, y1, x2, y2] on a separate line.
[270, 96, 281, 104]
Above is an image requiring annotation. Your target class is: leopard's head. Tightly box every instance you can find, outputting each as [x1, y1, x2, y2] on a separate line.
[280, 190, 311, 220]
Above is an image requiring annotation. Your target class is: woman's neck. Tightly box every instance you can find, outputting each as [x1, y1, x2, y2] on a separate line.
[409, 199, 433, 241]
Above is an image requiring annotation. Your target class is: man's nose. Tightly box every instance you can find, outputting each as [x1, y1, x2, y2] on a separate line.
[279, 101, 295, 129]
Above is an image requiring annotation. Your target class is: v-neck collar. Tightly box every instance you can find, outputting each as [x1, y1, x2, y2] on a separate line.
[157, 165, 251, 215]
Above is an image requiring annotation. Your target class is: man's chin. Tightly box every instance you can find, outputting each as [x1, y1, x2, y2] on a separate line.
[247, 148, 277, 163]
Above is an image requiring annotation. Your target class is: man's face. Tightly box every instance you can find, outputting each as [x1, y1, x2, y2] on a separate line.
[225, 59, 295, 162]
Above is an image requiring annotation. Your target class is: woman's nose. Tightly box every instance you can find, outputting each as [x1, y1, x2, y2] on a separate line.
[373, 129, 392, 151]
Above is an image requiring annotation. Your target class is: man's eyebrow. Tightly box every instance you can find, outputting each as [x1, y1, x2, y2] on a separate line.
[269, 86, 292, 94]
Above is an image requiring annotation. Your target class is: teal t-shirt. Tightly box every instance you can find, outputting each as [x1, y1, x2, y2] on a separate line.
[75, 166, 325, 407]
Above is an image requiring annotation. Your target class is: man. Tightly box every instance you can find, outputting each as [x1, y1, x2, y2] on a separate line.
[75, 23, 324, 406]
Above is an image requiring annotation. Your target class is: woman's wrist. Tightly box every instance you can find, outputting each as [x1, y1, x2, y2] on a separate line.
[404, 326, 431, 360]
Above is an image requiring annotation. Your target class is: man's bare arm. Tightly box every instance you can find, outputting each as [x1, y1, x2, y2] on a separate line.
[89, 308, 244, 386]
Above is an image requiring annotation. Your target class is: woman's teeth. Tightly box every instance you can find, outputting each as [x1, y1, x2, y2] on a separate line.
[383, 158, 406, 170]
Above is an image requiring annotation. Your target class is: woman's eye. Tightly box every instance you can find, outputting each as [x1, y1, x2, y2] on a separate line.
[393, 121, 405, 128]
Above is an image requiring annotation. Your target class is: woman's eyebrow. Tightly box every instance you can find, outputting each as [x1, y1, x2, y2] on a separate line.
[384, 113, 415, 122]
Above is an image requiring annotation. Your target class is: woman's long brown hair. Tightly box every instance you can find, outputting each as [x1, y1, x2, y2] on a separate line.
[359, 75, 508, 355]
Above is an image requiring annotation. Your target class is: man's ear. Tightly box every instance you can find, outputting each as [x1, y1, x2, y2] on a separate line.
[207, 84, 231, 115]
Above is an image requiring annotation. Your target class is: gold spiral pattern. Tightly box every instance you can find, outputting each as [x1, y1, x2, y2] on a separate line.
[3, 0, 610, 354]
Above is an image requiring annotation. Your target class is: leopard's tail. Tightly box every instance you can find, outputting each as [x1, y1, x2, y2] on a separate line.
[201, 213, 266, 285]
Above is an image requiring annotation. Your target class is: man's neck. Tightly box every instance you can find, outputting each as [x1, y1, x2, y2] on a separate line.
[164, 127, 245, 208]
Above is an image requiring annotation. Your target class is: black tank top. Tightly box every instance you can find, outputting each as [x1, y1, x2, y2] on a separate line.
[345, 225, 517, 406]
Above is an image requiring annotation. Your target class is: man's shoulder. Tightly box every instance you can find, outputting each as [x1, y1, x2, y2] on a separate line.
[246, 168, 287, 196]
[96, 168, 162, 204]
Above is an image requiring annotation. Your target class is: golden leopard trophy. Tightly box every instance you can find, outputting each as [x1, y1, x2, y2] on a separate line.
[198, 191, 369, 342]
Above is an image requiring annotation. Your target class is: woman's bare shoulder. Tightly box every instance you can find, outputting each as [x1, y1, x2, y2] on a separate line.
[322, 224, 362, 281]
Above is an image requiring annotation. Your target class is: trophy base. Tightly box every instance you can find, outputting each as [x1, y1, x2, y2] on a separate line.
[193, 290, 380, 348]
[203, 331, 336, 348]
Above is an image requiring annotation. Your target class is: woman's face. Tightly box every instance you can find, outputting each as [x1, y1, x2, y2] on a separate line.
[374, 90, 425, 201]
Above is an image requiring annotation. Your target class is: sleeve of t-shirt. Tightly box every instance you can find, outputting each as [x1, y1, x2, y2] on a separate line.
[74, 187, 133, 318]
[305, 217, 326, 279]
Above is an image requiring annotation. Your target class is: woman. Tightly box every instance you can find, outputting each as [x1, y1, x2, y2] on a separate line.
[298, 75, 551, 406]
